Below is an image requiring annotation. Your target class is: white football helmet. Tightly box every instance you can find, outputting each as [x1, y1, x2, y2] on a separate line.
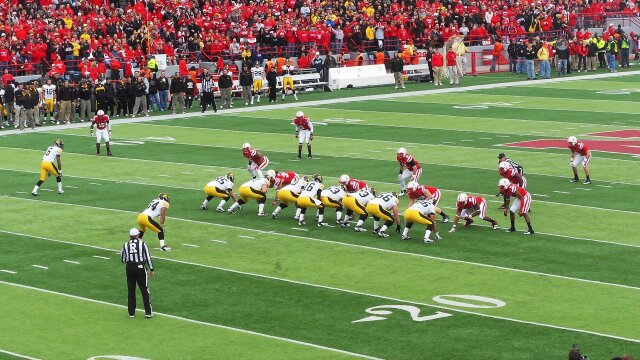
[97, 110, 104, 116]
[407, 181, 419, 191]
[266, 170, 276, 178]
[499, 161, 511, 172]
[567, 136, 577, 145]
[457, 193, 468, 203]
[339, 174, 350, 184]
[498, 178, 511, 189]
[242, 143, 251, 149]
[296, 111, 304, 118]
[397, 147, 407, 155]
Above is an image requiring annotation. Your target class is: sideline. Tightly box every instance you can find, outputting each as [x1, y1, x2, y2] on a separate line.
[1, 70, 638, 138]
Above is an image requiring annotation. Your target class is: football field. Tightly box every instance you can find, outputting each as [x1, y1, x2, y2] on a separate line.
[1, 72, 639, 359]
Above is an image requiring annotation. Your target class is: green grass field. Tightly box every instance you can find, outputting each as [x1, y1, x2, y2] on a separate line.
[1, 72, 639, 360]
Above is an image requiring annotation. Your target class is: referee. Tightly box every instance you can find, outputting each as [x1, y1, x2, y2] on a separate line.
[200, 73, 217, 113]
[121, 228, 155, 318]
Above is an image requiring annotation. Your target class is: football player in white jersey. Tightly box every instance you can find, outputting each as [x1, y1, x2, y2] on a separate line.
[227, 177, 271, 216]
[251, 62, 264, 104]
[41, 79, 57, 123]
[365, 192, 402, 238]
[341, 188, 376, 232]
[320, 185, 345, 224]
[295, 174, 331, 226]
[201, 173, 238, 212]
[32, 139, 64, 196]
[402, 199, 442, 244]
[137, 192, 171, 251]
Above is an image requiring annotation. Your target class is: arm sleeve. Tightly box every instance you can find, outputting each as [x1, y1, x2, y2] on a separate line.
[143, 242, 154, 271]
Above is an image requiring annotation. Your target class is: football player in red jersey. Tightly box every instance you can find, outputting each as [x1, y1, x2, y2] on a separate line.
[498, 161, 527, 208]
[498, 178, 534, 235]
[567, 136, 592, 184]
[449, 193, 498, 233]
[242, 143, 270, 179]
[338, 174, 370, 193]
[406, 181, 449, 222]
[396, 147, 422, 195]
[293, 111, 314, 160]
[266, 169, 304, 218]
[90, 110, 112, 156]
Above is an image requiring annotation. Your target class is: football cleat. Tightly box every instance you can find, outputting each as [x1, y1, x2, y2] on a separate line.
[423, 238, 434, 244]
[160, 246, 172, 251]
[257, 212, 266, 217]
[107, 151, 113, 156]
[491, 221, 498, 230]
[298, 220, 306, 226]
[464, 218, 474, 227]
[354, 226, 367, 232]
[399, 190, 407, 196]
[372, 227, 379, 234]
[570, 178, 579, 183]
[31, 192, 39, 196]
[216, 207, 225, 213]
[524, 230, 535, 235]
[401, 235, 411, 241]
[294, 215, 300, 220]
[308, 155, 312, 159]
[227, 209, 237, 214]
[317, 222, 329, 227]
[506, 227, 516, 233]
[272, 213, 278, 219]
[200, 204, 208, 210]
[377, 231, 389, 238]
[442, 215, 450, 223]
[584, 179, 591, 185]
[58, 190, 64, 194]
[341, 222, 350, 228]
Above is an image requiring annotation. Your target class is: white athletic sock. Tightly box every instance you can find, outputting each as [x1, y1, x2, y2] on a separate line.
[299, 214, 305, 222]
[273, 206, 282, 215]
[293, 94, 298, 100]
[373, 220, 380, 229]
[282, 94, 285, 99]
[295, 208, 302, 218]
[229, 202, 239, 211]
[160, 240, 166, 247]
[379, 225, 388, 233]
[403, 228, 410, 237]
[218, 199, 226, 208]
[202, 199, 210, 206]
[318, 214, 324, 222]
[258, 203, 265, 213]
[257, 94, 260, 102]
[343, 215, 352, 223]
[32, 185, 39, 193]
[399, 179, 406, 190]
[57, 182, 63, 192]
[355, 219, 364, 227]
[336, 211, 342, 222]
[424, 230, 432, 240]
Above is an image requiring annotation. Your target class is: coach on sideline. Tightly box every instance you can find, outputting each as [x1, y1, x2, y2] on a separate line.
[121, 228, 155, 319]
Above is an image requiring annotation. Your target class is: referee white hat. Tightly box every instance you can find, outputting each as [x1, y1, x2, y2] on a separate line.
[129, 228, 140, 237]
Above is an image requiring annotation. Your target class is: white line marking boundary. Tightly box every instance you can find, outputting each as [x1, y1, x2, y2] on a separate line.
[0, 348, 41, 360]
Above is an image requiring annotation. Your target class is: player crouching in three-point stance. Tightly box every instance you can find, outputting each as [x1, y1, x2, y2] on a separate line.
[227, 177, 271, 216]
[403, 199, 442, 244]
[498, 178, 534, 235]
[320, 185, 345, 224]
[295, 174, 330, 226]
[268, 170, 304, 219]
[396, 147, 422, 195]
[33, 139, 64, 196]
[567, 136, 592, 184]
[366, 192, 402, 238]
[293, 111, 314, 159]
[201, 173, 238, 212]
[449, 193, 498, 233]
[406, 181, 448, 222]
[90, 110, 112, 156]
[137, 192, 171, 251]
[242, 143, 269, 179]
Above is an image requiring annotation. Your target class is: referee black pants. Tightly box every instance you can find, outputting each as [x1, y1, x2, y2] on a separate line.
[126, 263, 152, 316]
[201, 92, 216, 112]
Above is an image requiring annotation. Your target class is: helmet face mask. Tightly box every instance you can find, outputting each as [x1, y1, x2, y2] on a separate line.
[158, 192, 170, 202]
[313, 173, 323, 183]
[226, 172, 235, 182]
[54, 139, 64, 149]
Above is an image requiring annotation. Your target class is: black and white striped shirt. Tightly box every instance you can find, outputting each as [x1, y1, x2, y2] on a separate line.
[201, 78, 215, 93]
[505, 158, 524, 175]
[121, 238, 154, 271]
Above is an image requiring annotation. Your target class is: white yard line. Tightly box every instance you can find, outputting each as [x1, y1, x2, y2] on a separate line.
[63, 260, 80, 265]
[66, 186, 79, 189]
[0, 348, 41, 360]
[92, 255, 110, 260]
[553, 191, 571, 194]
[31, 265, 48, 270]
[1, 235, 640, 345]
[0, 280, 382, 360]
[210, 239, 227, 244]
[0, 270, 17, 274]
[182, 243, 200, 248]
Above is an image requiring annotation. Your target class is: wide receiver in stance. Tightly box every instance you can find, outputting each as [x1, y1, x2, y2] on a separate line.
[242, 143, 269, 179]
[567, 136, 592, 184]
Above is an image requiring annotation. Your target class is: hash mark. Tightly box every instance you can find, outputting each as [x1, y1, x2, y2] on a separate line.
[531, 193, 549, 198]
[290, 227, 309, 231]
[209, 239, 227, 244]
[66, 186, 79, 189]
[181, 172, 195, 175]
[460, 139, 474, 142]
[89, 183, 102, 186]
[596, 184, 612, 188]
[576, 188, 592, 191]
[32, 265, 49, 270]
[0, 269, 17, 274]
[16, 191, 28, 194]
[553, 191, 570, 194]
[158, 174, 171, 177]
[182, 243, 199, 248]
[63, 260, 81, 265]
[93, 256, 110, 260]
[238, 235, 255, 239]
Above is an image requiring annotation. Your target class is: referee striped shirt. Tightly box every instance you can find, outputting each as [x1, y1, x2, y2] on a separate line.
[201, 78, 215, 93]
[121, 238, 154, 271]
